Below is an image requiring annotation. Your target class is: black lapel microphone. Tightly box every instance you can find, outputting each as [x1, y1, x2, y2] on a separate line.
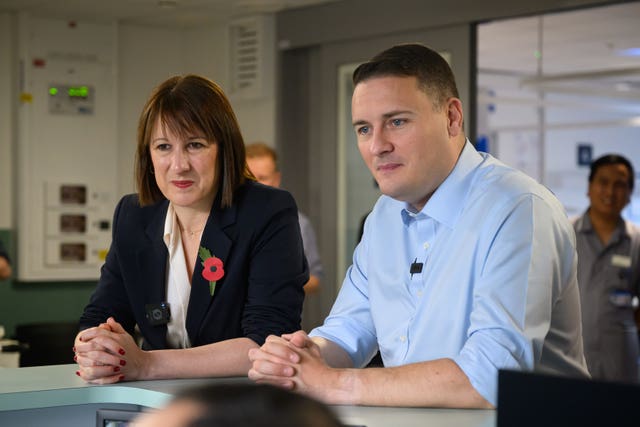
[410, 257, 423, 278]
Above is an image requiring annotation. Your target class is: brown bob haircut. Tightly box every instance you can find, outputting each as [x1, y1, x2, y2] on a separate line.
[135, 74, 251, 208]
[352, 43, 459, 111]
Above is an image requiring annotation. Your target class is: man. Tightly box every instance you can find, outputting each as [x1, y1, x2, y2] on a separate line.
[0, 239, 11, 280]
[246, 142, 323, 294]
[573, 154, 640, 383]
[248, 43, 588, 408]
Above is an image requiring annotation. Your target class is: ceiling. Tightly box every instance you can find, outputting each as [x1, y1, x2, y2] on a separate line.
[1, 0, 638, 101]
[0, 0, 343, 27]
[478, 2, 640, 104]
[1, 1, 637, 65]
[479, 2, 640, 74]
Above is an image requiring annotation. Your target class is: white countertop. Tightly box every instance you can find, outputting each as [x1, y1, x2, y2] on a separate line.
[0, 364, 496, 427]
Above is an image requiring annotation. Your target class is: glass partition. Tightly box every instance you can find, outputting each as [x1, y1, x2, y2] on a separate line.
[477, 2, 640, 222]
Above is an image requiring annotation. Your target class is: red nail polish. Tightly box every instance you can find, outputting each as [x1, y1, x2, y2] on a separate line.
[118, 348, 125, 355]
[113, 366, 120, 373]
[120, 359, 126, 366]
[73, 355, 78, 362]
[118, 375, 125, 381]
[75, 371, 81, 376]
[72, 346, 76, 352]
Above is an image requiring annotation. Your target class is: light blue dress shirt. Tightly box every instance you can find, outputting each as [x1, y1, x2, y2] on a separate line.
[310, 142, 589, 405]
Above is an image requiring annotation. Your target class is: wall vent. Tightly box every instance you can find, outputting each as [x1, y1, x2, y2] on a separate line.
[229, 16, 266, 99]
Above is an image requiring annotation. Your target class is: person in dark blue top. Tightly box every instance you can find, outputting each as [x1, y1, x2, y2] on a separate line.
[74, 75, 307, 384]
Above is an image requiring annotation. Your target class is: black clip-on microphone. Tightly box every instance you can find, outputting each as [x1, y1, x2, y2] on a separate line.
[410, 257, 423, 278]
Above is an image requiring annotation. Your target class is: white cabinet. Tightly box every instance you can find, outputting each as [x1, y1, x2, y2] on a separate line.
[16, 14, 117, 281]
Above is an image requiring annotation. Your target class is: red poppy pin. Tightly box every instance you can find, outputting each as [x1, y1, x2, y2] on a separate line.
[198, 246, 224, 296]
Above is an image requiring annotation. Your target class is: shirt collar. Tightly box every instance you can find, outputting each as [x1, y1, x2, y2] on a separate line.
[576, 209, 629, 240]
[163, 203, 181, 252]
[574, 211, 594, 234]
[401, 140, 482, 228]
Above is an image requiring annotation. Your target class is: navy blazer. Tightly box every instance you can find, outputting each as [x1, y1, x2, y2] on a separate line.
[79, 181, 308, 348]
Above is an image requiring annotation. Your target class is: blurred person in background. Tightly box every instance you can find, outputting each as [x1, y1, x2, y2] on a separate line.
[246, 142, 323, 294]
[573, 153, 640, 383]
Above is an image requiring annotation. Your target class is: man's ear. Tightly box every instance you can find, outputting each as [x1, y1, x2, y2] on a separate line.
[446, 98, 464, 137]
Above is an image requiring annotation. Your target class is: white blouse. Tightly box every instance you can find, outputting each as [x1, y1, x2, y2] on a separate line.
[162, 204, 192, 349]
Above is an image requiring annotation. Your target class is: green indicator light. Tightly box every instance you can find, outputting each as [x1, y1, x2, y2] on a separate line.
[49, 87, 58, 96]
[68, 86, 89, 98]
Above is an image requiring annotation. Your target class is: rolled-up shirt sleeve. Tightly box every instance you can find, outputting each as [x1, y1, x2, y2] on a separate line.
[310, 225, 379, 368]
[454, 193, 578, 404]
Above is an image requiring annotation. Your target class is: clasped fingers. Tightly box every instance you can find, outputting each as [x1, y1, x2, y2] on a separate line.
[261, 335, 303, 363]
[75, 347, 126, 368]
[77, 332, 127, 357]
[248, 349, 296, 377]
[76, 364, 125, 384]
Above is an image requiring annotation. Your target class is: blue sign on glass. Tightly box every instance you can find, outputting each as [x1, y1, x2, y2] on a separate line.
[577, 144, 592, 166]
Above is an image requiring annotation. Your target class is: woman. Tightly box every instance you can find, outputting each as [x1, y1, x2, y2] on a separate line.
[74, 75, 307, 384]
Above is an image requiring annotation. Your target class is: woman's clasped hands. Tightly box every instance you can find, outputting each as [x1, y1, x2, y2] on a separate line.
[73, 317, 148, 384]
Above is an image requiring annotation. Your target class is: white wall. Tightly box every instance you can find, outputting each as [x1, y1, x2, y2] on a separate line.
[231, 92, 277, 147]
[181, 21, 277, 147]
[116, 24, 187, 196]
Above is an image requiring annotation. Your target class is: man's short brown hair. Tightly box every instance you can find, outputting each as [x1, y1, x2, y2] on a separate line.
[352, 43, 459, 111]
[245, 142, 278, 170]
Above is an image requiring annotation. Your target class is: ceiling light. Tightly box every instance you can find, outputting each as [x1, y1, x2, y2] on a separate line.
[615, 82, 632, 92]
[616, 47, 640, 57]
[158, 0, 178, 9]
